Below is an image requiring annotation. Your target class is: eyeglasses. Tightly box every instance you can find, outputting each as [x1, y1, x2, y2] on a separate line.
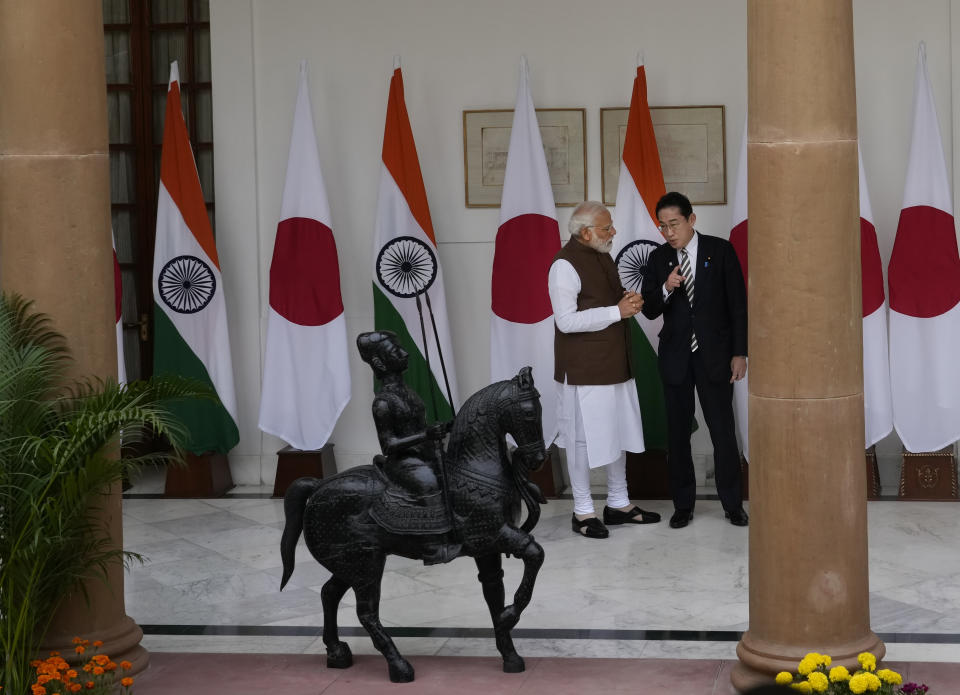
[587, 224, 614, 233]
[658, 221, 687, 233]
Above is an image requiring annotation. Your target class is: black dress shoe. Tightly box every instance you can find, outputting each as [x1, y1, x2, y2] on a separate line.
[603, 505, 662, 525]
[725, 508, 749, 526]
[669, 509, 693, 529]
[571, 514, 609, 538]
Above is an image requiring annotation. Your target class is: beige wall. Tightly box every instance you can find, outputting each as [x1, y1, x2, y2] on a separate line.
[209, 0, 958, 484]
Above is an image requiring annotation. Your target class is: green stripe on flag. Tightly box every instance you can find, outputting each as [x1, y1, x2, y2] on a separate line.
[629, 320, 669, 449]
[373, 285, 453, 424]
[153, 305, 240, 454]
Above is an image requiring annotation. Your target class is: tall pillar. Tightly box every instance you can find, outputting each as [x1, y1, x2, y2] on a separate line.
[0, 0, 147, 675]
[732, 1, 883, 688]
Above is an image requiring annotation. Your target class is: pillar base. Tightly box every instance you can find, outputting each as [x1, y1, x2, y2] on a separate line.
[40, 614, 149, 678]
[732, 629, 884, 692]
[272, 444, 337, 498]
[899, 449, 958, 500]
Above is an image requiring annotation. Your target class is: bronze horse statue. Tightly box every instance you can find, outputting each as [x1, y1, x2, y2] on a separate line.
[280, 338, 547, 683]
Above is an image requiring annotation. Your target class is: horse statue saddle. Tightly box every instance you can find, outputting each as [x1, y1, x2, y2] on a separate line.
[369, 457, 453, 536]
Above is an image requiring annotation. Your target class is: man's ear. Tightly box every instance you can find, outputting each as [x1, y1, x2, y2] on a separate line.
[689, 212, 697, 226]
[371, 356, 385, 373]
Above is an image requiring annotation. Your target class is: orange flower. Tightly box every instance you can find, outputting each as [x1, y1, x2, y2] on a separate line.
[66, 670, 77, 679]
[30, 686, 46, 695]
[71, 638, 82, 645]
[91, 655, 109, 666]
[85, 682, 94, 690]
[49, 652, 60, 658]
[69, 686, 82, 693]
[120, 677, 134, 687]
[37, 675, 52, 685]
[92, 641, 103, 648]
[31, 660, 42, 668]
[92, 667, 104, 676]
[82, 664, 92, 673]
[74, 646, 85, 655]
[120, 661, 132, 670]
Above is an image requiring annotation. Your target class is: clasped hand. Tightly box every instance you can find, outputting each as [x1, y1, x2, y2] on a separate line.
[618, 290, 643, 318]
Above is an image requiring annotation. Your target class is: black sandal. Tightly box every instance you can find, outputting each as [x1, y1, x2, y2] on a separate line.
[571, 514, 609, 538]
[603, 505, 661, 525]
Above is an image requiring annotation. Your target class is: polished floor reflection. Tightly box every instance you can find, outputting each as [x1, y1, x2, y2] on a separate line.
[122, 473, 960, 665]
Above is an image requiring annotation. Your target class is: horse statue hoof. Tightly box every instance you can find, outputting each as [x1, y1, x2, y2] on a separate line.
[503, 654, 525, 673]
[388, 657, 415, 683]
[326, 642, 353, 669]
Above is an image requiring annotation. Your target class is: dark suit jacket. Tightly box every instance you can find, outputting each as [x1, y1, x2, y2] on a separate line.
[640, 233, 747, 385]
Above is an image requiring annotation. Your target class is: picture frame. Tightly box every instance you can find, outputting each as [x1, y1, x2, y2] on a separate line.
[600, 105, 726, 206]
[463, 108, 586, 207]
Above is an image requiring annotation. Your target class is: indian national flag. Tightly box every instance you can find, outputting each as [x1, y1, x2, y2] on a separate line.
[888, 43, 960, 453]
[258, 62, 351, 450]
[372, 63, 459, 421]
[610, 60, 669, 449]
[490, 56, 560, 443]
[112, 231, 126, 384]
[153, 61, 239, 454]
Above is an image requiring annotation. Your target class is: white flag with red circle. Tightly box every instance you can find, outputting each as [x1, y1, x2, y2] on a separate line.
[258, 62, 351, 450]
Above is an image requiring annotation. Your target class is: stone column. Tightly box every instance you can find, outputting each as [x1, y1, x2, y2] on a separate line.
[0, 0, 147, 675]
[732, 1, 884, 689]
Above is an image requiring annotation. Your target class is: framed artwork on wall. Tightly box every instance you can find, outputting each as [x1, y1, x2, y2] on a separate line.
[463, 108, 586, 207]
[601, 105, 726, 206]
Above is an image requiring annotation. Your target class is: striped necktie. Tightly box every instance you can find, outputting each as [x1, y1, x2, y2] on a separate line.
[679, 248, 699, 352]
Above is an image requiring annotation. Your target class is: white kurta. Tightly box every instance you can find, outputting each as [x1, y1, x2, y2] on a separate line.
[548, 259, 646, 469]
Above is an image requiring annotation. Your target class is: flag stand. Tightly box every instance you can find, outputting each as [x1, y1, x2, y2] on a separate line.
[898, 448, 959, 500]
[272, 444, 337, 498]
[164, 451, 235, 497]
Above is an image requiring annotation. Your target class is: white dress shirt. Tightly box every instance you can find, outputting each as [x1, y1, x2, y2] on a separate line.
[664, 231, 699, 299]
[548, 259, 646, 468]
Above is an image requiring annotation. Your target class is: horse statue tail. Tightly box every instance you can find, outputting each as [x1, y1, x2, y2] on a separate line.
[280, 477, 323, 590]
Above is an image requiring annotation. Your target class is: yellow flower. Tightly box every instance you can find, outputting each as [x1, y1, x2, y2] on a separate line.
[790, 682, 813, 693]
[863, 672, 882, 691]
[807, 671, 829, 692]
[877, 668, 902, 685]
[857, 652, 877, 672]
[798, 656, 818, 676]
[829, 665, 851, 682]
[776, 672, 795, 685]
[849, 673, 869, 694]
[821, 654, 832, 667]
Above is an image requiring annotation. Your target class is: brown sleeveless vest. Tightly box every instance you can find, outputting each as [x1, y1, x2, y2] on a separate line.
[553, 238, 632, 385]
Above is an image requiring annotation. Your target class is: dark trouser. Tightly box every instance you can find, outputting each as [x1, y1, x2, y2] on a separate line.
[663, 349, 742, 513]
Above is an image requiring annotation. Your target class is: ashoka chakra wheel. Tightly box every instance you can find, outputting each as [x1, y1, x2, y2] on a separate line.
[615, 239, 660, 293]
[376, 236, 437, 298]
[158, 255, 217, 314]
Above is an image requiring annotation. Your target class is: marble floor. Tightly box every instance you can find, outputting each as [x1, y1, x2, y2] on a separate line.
[122, 470, 960, 668]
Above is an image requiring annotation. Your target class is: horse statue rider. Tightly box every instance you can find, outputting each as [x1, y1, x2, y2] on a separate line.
[357, 330, 459, 565]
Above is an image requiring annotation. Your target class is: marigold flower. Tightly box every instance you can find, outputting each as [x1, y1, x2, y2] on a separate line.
[121, 677, 134, 687]
[37, 675, 52, 685]
[69, 686, 82, 693]
[120, 661, 132, 670]
[92, 667, 104, 676]
[790, 682, 812, 693]
[877, 668, 903, 685]
[66, 670, 77, 679]
[857, 652, 877, 672]
[91, 654, 108, 666]
[92, 641, 103, 648]
[849, 673, 869, 694]
[30, 686, 46, 695]
[85, 682, 94, 690]
[31, 660, 42, 668]
[829, 665, 851, 682]
[74, 646, 85, 655]
[49, 652, 60, 658]
[776, 672, 794, 685]
[106, 661, 117, 671]
[797, 656, 817, 676]
[82, 665, 92, 673]
[71, 638, 82, 645]
[807, 672, 829, 692]
[821, 654, 831, 667]
[863, 672, 881, 691]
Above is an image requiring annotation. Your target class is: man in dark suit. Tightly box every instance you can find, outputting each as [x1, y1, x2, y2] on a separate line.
[640, 192, 748, 529]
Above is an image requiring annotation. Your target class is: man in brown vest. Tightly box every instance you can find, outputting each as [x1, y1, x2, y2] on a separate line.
[549, 201, 661, 538]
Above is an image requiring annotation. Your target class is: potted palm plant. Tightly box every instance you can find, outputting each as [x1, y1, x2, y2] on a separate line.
[0, 293, 209, 694]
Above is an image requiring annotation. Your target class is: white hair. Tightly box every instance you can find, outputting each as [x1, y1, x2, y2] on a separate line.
[568, 200, 609, 238]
